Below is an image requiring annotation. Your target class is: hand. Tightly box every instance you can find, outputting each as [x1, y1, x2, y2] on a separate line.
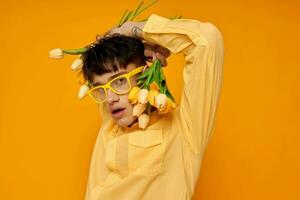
[89, 21, 144, 48]
[103, 21, 145, 39]
[143, 41, 171, 67]
[95, 22, 171, 67]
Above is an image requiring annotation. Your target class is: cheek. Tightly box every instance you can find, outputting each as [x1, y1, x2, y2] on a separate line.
[130, 77, 137, 87]
[126, 103, 134, 116]
[120, 95, 133, 114]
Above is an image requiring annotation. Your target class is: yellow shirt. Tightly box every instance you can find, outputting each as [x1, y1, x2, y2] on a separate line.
[85, 14, 224, 200]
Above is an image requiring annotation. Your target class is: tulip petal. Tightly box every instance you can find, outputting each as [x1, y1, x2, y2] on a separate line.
[49, 48, 64, 59]
[78, 84, 90, 99]
[138, 113, 150, 129]
[71, 58, 83, 71]
[150, 81, 160, 91]
[138, 89, 149, 104]
[132, 103, 146, 117]
[128, 86, 140, 104]
[155, 93, 167, 109]
[148, 89, 159, 106]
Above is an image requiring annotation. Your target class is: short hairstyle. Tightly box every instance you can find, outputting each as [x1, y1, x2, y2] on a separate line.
[82, 34, 146, 83]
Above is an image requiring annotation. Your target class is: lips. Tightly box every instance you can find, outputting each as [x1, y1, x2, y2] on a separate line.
[110, 107, 126, 119]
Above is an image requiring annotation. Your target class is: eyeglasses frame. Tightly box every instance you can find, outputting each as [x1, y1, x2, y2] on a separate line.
[87, 66, 144, 104]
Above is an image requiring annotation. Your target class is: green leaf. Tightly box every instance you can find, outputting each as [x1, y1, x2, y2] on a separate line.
[137, 79, 144, 86]
[132, 1, 144, 20]
[135, 0, 159, 17]
[137, 67, 152, 80]
[125, 11, 134, 23]
[118, 9, 128, 26]
[118, 0, 158, 26]
[128, 11, 136, 21]
[166, 88, 175, 102]
[145, 70, 153, 85]
[137, 18, 148, 22]
[162, 84, 166, 94]
[170, 15, 182, 20]
[153, 63, 160, 83]
[158, 63, 165, 82]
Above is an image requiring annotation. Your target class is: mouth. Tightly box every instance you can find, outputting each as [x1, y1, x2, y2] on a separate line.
[111, 108, 126, 119]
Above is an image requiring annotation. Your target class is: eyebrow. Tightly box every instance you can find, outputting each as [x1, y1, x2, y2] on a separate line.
[92, 71, 127, 86]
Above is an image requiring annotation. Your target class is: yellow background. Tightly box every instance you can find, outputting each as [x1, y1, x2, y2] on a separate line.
[0, 0, 299, 199]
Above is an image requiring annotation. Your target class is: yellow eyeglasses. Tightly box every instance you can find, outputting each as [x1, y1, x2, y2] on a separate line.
[88, 66, 144, 103]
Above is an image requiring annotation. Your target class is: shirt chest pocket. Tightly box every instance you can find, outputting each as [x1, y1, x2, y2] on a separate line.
[128, 130, 165, 176]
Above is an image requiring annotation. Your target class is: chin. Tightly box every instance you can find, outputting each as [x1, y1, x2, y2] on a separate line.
[116, 116, 135, 127]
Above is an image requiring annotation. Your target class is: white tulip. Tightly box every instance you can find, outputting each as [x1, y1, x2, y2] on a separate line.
[132, 103, 147, 117]
[71, 57, 83, 71]
[155, 93, 167, 109]
[138, 89, 149, 104]
[49, 48, 64, 59]
[138, 113, 150, 129]
[78, 84, 89, 99]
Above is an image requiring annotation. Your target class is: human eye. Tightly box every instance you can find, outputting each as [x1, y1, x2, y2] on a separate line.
[115, 77, 127, 85]
[98, 87, 106, 94]
[92, 86, 105, 94]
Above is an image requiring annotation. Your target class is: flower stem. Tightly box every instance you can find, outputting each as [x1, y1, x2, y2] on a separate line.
[63, 48, 88, 54]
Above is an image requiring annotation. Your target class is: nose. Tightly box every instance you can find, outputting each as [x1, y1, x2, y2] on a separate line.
[106, 89, 119, 104]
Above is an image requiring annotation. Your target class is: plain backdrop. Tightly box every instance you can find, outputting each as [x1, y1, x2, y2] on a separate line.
[0, 0, 299, 199]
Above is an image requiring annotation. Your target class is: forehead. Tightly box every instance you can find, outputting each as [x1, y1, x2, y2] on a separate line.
[92, 63, 137, 85]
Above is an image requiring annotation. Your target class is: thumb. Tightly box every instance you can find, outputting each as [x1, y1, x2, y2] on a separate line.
[152, 52, 157, 62]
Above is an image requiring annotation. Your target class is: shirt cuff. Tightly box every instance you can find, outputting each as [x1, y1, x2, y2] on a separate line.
[142, 14, 208, 47]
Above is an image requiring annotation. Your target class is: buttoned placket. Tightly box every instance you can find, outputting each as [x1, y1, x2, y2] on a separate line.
[105, 126, 131, 178]
[104, 110, 163, 178]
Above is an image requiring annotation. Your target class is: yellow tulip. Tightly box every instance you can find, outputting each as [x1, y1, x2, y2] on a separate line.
[138, 113, 150, 129]
[148, 89, 159, 106]
[150, 81, 160, 91]
[158, 98, 175, 114]
[171, 99, 176, 109]
[128, 86, 140, 104]
[132, 103, 146, 117]
[49, 48, 64, 59]
[138, 89, 149, 104]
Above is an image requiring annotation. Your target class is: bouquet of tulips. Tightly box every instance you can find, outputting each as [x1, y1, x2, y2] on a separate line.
[128, 59, 176, 129]
[48, 0, 180, 129]
[49, 0, 164, 99]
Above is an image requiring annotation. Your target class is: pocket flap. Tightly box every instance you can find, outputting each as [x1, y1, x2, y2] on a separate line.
[128, 130, 163, 148]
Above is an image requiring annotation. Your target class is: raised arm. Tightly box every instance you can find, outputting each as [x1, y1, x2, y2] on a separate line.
[106, 14, 224, 154]
[141, 14, 224, 154]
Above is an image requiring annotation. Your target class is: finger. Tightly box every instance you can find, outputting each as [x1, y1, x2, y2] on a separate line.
[143, 40, 157, 48]
[143, 42, 169, 65]
[152, 51, 157, 61]
[156, 46, 171, 58]
[144, 47, 155, 60]
[156, 52, 167, 67]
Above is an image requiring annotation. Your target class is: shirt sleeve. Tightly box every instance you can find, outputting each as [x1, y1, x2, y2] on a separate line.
[142, 14, 224, 154]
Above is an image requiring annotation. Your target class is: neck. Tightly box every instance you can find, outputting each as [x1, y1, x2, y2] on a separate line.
[128, 117, 138, 127]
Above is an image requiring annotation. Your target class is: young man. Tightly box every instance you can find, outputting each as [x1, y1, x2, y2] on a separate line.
[83, 14, 224, 200]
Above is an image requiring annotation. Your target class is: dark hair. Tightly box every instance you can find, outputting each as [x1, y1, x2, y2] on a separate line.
[82, 34, 146, 83]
